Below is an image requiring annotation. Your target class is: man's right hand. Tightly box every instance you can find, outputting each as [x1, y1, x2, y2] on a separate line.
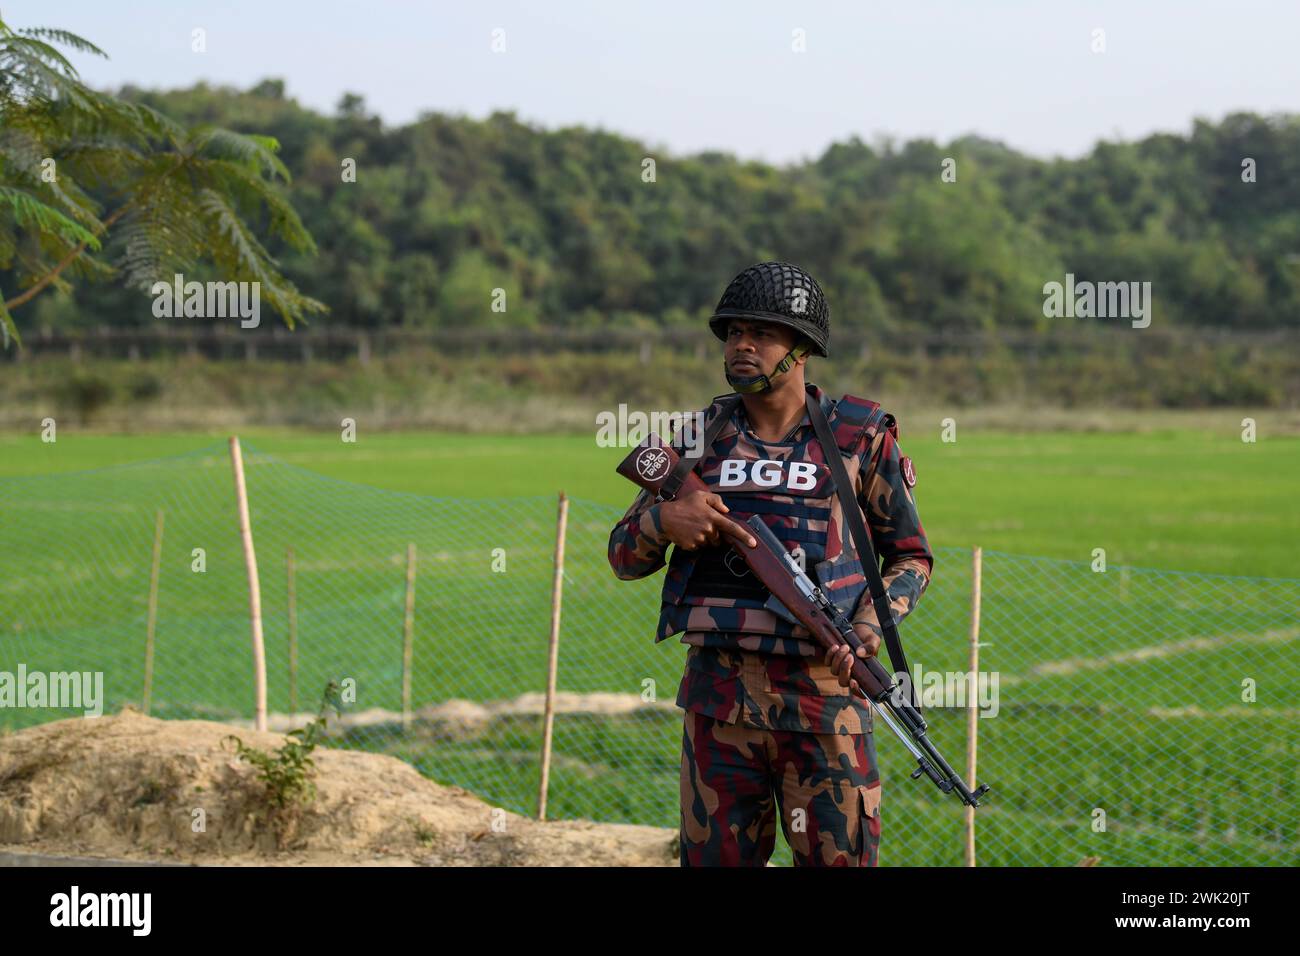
[658, 491, 757, 551]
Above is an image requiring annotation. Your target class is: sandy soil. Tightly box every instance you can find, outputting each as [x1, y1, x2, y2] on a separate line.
[0, 707, 677, 867]
[220, 691, 678, 736]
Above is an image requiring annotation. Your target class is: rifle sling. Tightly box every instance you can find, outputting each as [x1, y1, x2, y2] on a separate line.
[805, 391, 919, 711]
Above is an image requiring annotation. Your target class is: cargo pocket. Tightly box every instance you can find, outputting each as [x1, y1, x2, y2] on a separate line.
[856, 785, 882, 867]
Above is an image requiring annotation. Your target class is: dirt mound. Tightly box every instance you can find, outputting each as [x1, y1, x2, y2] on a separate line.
[0, 708, 676, 867]
[219, 690, 678, 737]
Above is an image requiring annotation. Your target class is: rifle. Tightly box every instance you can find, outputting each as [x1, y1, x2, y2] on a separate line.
[617, 435, 990, 809]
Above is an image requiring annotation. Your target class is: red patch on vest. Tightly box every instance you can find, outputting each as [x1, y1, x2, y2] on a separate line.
[901, 456, 917, 488]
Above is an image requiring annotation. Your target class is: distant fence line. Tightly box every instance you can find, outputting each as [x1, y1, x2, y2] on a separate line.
[6, 324, 1298, 365]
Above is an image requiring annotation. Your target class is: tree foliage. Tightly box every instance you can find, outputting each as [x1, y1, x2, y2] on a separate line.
[6, 41, 1300, 338]
[0, 15, 325, 347]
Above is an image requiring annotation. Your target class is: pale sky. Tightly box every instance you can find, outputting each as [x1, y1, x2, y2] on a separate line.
[5, 0, 1297, 165]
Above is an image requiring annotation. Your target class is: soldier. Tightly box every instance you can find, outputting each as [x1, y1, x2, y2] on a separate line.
[607, 261, 933, 867]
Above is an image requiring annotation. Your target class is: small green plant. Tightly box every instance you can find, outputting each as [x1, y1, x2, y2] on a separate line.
[412, 819, 438, 847]
[223, 681, 343, 848]
[131, 778, 167, 807]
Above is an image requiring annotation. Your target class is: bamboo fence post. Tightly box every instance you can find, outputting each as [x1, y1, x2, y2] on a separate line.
[287, 547, 298, 715]
[537, 493, 569, 821]
[229, 437, 267, 732]
[143, 508, 164, 715]
[965, 546, 983, 867]
[402, 542, 417, 732]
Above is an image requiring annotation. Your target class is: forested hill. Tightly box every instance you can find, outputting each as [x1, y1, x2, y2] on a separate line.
[31, 79, 1300, 334]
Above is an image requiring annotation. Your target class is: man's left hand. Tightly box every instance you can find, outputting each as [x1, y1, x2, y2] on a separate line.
[825, 622, 882, 695]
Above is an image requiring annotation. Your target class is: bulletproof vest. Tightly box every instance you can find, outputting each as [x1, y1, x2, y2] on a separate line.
[654, 384, 889, 648]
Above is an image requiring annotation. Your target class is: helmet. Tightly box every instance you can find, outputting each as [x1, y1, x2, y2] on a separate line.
[708, 261, 830, 358]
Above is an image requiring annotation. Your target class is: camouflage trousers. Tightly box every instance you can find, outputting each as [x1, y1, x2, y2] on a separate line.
[679, 709, 882, 867]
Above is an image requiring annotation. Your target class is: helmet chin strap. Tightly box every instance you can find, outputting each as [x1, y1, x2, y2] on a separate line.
[724, 343, 810, 394]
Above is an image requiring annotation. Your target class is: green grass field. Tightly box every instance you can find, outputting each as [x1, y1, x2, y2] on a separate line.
[4, 424, 1299, 573]
[2, 426, 1298, 866]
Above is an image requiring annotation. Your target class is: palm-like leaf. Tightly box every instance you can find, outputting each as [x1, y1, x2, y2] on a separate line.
[189, 125, 291, 181]
[0, 14, 326, 347]
[16, 27, 109, 59]
[0, 186, 100, 248]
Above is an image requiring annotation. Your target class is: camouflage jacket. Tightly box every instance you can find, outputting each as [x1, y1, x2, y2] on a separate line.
[607, 382, 933, 733]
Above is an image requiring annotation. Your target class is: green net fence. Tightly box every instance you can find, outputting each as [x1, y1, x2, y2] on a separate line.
[3, 443, 1297, 865]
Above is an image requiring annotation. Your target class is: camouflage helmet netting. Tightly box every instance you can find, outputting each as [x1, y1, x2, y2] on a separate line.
[708, 261, 830, 357]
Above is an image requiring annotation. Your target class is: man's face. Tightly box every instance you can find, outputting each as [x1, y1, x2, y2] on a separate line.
[725, 319, 800, 377]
